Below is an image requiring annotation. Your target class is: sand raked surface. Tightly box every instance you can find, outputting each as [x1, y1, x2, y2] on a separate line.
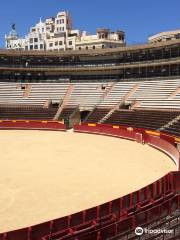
[0, 130, 176, 232]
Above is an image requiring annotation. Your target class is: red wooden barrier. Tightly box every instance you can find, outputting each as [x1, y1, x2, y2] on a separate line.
[0, 120, 66, 131]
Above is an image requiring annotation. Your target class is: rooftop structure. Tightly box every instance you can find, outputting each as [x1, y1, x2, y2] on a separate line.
[148, 29, 180, 43]
[5, 11, 125, 51]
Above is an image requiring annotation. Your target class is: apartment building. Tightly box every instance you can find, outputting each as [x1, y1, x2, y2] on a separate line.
[5, 11, 125, 51]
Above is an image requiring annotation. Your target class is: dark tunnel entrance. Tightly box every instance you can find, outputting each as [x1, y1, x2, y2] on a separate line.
[80, 110, 91, 122]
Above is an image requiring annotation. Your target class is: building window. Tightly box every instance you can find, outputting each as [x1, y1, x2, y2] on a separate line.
[69, 41, 72, 46]
[30, 45, 33, 50]
[93, 46, 95, 49]
[30, 38, 33, 43]
[102, 45, 105, 49]
[34, 45, 38, 49]
[86, 46, 88, 50]
[34, 38, 38, 42]
[55, 41, 58, 46]
[40, 44, 44, 49]
[61, 19, 64, 24]
[62, 27, 64, 31]
[49, 43, 53, 47]
[79, 47, 81, 50]
[59, 41, 63, 45]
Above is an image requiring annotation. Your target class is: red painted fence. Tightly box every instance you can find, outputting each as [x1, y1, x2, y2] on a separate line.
[0, 120, 66, 131]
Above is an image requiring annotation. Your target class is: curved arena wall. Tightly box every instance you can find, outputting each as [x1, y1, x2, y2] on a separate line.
[0, 120, 66, 131]
[0, 122, 179, 240]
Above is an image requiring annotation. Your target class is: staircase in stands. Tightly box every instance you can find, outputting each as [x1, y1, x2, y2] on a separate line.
[54, 85, 74, 120]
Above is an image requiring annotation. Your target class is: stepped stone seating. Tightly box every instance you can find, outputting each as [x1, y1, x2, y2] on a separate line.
[0, 82, 24, 104]
[163, 119, 180, 137]
[173, 92, 180, 100]
[138, 99, 180, 109]
[0, 79, 180, 111]
[0, 104, 57, 120]
[128, 79, 180, 101]
[0, 79, 180, 125]
[66, 83, 112, 109]
[98, 82, 138, 107]
[127, 79, 180, 109]
[85, 108, 111, 123]
[0, 82, 69, 106]
[104, 110, 180, 130]
[28, 83, 70, 106]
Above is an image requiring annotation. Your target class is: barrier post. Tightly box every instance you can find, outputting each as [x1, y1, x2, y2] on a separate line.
[135, 133, 144, 144]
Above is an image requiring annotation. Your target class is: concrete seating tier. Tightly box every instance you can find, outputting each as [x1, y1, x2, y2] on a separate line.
[0, 82, 70, 106]
[104, 110, 180, 130]
[98, 82, 138, 107]
[66, 83, 113, 109]
[85, 108, 111, 123]
[0, 104, 57, 120]
[0, 79, 180, 111]
[128, 79, 180, 109]
[163, 119, 180, 137]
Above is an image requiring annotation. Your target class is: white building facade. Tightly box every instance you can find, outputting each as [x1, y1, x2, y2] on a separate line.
[148, 29, 180, 43]
[76, 29, 125, 50]
[5, 11, 125, 51]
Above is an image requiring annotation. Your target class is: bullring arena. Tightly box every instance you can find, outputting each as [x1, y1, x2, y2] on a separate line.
[0, 38, 180, 239]
[0, 129, 176, 232]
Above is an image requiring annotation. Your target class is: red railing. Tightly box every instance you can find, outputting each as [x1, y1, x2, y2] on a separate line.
[0, 122, 179, 240]
[0, 120, 66, 131]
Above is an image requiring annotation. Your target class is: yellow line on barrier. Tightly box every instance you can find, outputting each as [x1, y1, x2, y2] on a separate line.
[113, 126, 119, 129]
[12, 120, 16, 123]
[175, 137, 180, 142]
[127, 127, 134, 131]
[145, 130, 160, 136]
[88, 123, 96, 127]
[42, 121, 48, 124]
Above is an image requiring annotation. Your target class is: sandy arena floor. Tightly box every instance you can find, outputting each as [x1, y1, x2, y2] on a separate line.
[0, 130, 176, 232]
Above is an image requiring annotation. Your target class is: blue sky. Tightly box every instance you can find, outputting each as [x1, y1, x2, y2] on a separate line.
[1, 0, 180, 48]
